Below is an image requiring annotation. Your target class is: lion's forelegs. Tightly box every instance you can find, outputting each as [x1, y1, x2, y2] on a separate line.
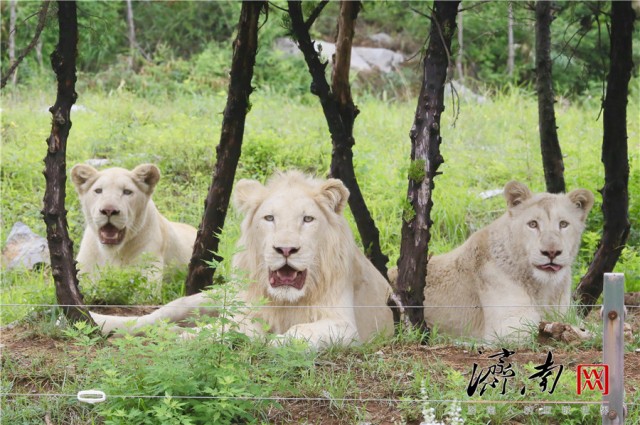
[283, 318, 359, 349]
[90, 292, 210, 335]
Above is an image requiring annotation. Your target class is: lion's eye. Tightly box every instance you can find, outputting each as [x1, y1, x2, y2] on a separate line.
[559, 220, 569, 229]
[527, 220, 538, 229]
[94, 188, 102, 194]
[264, 215, 274, 222]
[123, 189, 133, 195]
[303, 216, 314, 223]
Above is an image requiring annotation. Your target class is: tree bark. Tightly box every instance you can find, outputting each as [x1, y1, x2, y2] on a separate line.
[575, 1, 633, 315]
[507, 2, 515, 77]
[456, 3, 464, 81]
[396, 1, 459, 330]
[43, 0, 91, 323]
[9, 0, 18, 85]
[185, 1, 264, 295]
[287, 0, 390, 280]
[125, 0, 136, 70]
[535, 1, 565, 194]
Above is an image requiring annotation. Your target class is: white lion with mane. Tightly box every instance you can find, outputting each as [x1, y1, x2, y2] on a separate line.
[90, 171, 394, 348]
[393, 181, 594, 342]
[71, 163, 197, 284]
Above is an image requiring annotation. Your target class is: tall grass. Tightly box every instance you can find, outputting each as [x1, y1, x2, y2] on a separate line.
[1, 87, 639, 319]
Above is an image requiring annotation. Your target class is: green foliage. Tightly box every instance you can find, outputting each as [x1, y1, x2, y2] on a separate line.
[80, 261, 186, 307]
[78, 285, 313, 425]
[4, 0, 637, 98]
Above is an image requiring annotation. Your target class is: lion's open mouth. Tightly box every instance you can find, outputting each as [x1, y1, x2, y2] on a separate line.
[536, 263, 563, 272]
[99, 223, 125, 245]
[269, 265, 307, 289]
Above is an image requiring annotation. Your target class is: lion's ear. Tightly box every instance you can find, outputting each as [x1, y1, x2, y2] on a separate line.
[132, 164, 161, 194]
[71, 164, 98, 194]
[233, 179, 266, 214]
[504, 181, 533, 208]
[567, 189, 595, 222]
[317, 179, 350, 214]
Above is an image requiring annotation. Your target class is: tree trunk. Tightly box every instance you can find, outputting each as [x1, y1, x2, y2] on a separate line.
[535, 1, 565, 194]
[9, 0, 18, 85]
[185, 1, 264, 295]
[43, 0, 91, 323]
[396, 1, 459, 329]
[125, 0, 136, 70]
[456, 3, 464, 81]
[575, 1, 633, 315]
[287, 0, 390, 280]
[507, 2, 515, 77]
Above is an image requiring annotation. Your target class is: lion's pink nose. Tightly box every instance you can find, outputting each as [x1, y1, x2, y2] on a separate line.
[274, 246, 299, 257]
[541, 250, 561, 260]
[100, 208, 120, 217]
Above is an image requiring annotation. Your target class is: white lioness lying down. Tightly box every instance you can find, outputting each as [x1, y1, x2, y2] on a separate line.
[71, 164, 197, 281]
[399, 181, 594, 342]
[90, 171, 394, 348]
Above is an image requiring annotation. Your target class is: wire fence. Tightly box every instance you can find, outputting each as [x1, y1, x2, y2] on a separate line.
[1, 296, 634, 422]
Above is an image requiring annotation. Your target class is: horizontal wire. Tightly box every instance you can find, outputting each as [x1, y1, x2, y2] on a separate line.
[0, 392, 628, 406]
[0, 303, 609, 309]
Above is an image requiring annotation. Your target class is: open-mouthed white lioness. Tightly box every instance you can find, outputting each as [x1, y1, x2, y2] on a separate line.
[393, 181, 594, 342]
[71, 164, 197, 282]
[90, 171, 394, 348]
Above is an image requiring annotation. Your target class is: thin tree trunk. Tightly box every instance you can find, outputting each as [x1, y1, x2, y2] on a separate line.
[43, 0, 91, 323]
[575, 1, 633, 315]
[125, 0, 136, 70]
[1, 1, 50, 89]
[287, 0, 390, 280]
[535, 1, 565, 194]
[9, 0, 18, 85]
[456, 3, 464, 81]
[396, 1, 459, 329]
[507, 2, 515, 77]
[36, 37, 43, 69]
[185, 1, 264, 295]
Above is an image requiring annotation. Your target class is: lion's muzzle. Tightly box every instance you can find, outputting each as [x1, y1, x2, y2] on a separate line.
[269, 265, 307, 289]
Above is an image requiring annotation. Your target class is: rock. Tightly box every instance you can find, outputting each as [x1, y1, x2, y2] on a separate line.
[479, 188, 503, 200]
[84, 159, 110, 168]
[625, 292, 640, 307]
[446, 80, 488, 104]
[538, 321, 592, 345]
[353, 46, 404, 73]
[273, 37, 405, 74]
[367, 32, 394, 48]
[1, 222, 50, 270]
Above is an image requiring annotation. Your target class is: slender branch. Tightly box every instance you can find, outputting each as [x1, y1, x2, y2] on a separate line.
[304, 0, 329, 30]
[1, 1, 50, 89]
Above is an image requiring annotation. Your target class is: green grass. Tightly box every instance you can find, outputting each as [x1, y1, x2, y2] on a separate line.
[1, 87, 639, 424]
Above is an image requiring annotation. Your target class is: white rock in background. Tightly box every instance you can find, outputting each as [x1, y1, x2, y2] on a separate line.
[367, 32, 394, 48]
[2, 222, 50, 270]
[84, 158, 110, 168]
[273, 37, 404, 74]
[479, 188, 503, 200]
[446, 80, 488, 104]
[353, 46, 404, 73]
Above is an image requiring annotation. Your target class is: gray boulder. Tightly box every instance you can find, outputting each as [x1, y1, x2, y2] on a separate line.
[2, 222, 50, 270]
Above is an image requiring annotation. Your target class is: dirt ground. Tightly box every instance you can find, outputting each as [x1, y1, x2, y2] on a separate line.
[2, 310, 639, 425]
